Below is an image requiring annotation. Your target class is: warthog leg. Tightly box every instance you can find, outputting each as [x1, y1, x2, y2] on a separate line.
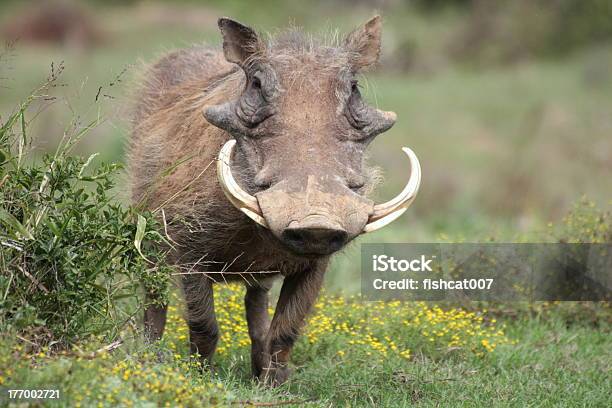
[245, 281, 273, 378]
[144, 293, 168, 342]
[183, 274, 219, 366]
[260, 260, 327, 386]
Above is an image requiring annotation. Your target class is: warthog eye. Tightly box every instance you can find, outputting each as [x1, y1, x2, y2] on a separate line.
[235, 72, 275, 129]
[345, 79, 396, 139]
[346, 80, 371, 131]
[349, 180, 365, 192]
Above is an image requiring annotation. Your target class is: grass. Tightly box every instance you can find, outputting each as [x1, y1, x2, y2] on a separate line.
[1, 286, 609, 407]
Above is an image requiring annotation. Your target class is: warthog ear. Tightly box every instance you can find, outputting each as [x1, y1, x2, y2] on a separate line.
[344, 15, 383, 71]
[218, 17, 263, 67]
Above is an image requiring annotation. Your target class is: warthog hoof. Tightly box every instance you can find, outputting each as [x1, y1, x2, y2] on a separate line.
[259, 364, 292, 387]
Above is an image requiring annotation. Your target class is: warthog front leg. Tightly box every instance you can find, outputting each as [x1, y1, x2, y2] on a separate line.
[182, 275, 219, 366]
[259, 261, 327, 386]
[244, 281, 273, 378]
[144, 293, 168, 342]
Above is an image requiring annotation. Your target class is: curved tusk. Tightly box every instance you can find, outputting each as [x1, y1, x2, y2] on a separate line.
[217, 139, 268, 228]
[363, 146, 421, 233]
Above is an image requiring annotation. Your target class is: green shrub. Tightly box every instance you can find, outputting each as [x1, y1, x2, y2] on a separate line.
[551, 197, 611, 243]
[0, 76, 171, 347]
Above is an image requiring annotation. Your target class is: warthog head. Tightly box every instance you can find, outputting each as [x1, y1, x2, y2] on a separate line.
[205, 16, 420, 257]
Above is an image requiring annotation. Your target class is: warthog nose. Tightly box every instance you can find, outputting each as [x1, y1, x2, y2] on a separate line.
[281, 226, 348, 255]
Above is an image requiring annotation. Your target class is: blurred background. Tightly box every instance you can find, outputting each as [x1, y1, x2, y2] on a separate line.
[1, 0, 611, 290]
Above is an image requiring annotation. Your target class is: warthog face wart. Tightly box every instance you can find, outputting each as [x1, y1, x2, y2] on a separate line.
[205, 17, 420, 256]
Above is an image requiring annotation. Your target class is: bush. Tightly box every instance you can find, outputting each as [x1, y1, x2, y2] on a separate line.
[0, 74, 171, 347]
[552, 197, 611, 244]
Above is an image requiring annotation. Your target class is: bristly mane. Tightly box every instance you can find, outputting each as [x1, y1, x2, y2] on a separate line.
[242, 27, 352, 74]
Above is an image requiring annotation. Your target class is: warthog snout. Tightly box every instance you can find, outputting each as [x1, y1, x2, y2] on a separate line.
[216, 140, 422, 250]
[281, 215, 349, 255]
[254, 176, 373, 256]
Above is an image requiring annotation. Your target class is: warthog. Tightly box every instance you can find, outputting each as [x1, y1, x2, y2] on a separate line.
[129, 15, 421, 385]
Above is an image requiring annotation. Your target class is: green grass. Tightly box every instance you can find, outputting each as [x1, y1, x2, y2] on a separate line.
[1, 287, 610, 407]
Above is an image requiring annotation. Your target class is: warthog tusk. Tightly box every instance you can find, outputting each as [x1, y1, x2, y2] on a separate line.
[217, 139, 268, 228]
[218, 140, 421, 233]
[362, 146, 421, 233]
